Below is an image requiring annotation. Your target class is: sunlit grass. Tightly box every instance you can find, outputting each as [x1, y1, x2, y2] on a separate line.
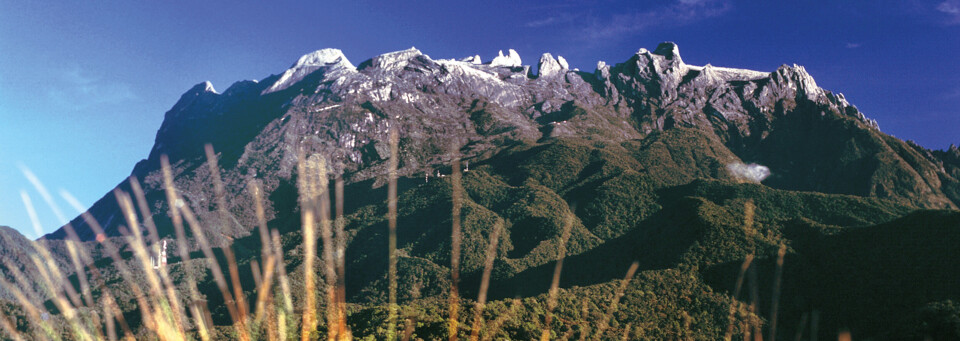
[0, 139, 829, 341]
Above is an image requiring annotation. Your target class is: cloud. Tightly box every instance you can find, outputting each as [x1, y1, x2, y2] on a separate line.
[943, 86, 960, 99]
[938, 0, 960, 14]
[525, 13, 581, 28]
[46, 65, 137, 110]
[937, 0, 960, 24]
[520, 1, 582, 28]
[582, 0, 732, 40]
[523, 8, 583, 28]
[727, 162, 771, 183]
[845, 42, 862, 49]
[525, 17, 559, 28]
[63, 65, 98, 85]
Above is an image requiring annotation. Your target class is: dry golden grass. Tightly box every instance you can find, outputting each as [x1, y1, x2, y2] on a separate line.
[386, 128, 399, 341]
[540, 212, 574, 341]
[593, 261, 639, 339]
[0, 140, 848, 341]
[448, 149, 462, 341]
[467, 220, 501, 341]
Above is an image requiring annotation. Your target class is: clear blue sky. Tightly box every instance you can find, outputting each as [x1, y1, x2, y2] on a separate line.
[1, 0, 958, 238]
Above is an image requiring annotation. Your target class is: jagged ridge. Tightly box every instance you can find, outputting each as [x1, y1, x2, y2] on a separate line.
[48, 41, 957, 241]
[11, 41, 960, 340]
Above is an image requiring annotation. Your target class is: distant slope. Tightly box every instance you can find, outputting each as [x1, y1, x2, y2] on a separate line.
[46, 42, 957, 243]
[16, 43, 959, 339]
[0, 226, 70, 305]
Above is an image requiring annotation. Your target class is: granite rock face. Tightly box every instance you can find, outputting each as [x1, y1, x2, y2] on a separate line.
[537, 53, 568, 78]
[47, 42, 959, 241]
[489, 49, 522, 67]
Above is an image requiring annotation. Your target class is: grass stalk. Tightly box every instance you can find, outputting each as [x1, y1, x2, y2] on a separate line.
[449, 151, 462, 341]
[793, 312, 808, 341]
[402, 317, 416, 341]
[0, 274, 50, 341]
[61, 193, 140, 340]
[115, 190, 185, 337]
[768, 244, 787, 341]
[158, 156, 211, 341]
[0, 306, 25, 341]
[593, 261, 639, 340]
[332, 176, 349, 339]
[468, 220, 502, 341]
[387, 128, 399, 341]
[837, 329, 850, 341]
[747, 256, 761, 341]
[162, 155, 246, 340]
[481, 298, 520, 341]
[725, 254, 755, 341]
[620, 323, 632, 341]
[21, 192, 93, 340]
[810, 310, 819, 341]
[22, 166, 106, 339]
[540, 212, 575, 341]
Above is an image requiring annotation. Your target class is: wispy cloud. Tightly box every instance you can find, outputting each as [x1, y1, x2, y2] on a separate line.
[521, 0, 731, 42]
[524, 13, 577, 28]
[525, 17, 558, 28]
[937, 0, 960, 24]
[63, 66, 97, 85]
[581, 0, 732, 40]
[845, 42, 862, 49]
[943, 86, 960, 99]
[46, 65, 137, 110]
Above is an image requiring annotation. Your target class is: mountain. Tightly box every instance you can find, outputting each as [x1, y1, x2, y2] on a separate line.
[1, 42, 955, 339]
[0, 226, 71, 303]
[45, 42, 959, 243]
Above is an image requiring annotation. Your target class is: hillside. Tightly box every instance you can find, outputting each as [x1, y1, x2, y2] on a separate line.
[0, 43, 957, 340]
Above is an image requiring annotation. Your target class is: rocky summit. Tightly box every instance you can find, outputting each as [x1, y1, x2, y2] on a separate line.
[3, 42, 956, 340]
[48, 42, 957, 240]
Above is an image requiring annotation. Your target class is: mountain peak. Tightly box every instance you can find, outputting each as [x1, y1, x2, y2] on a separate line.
[537, 52, 569, 77]
[359, 47, 425, 71]
[652, 41, 682, 63]
[460, 54, 482, 64]
[263, 48, 355, 94]
[195, 81, 217, 94]
[490, 49, 522, 67]
[697, 63, 720, 82]
[204, 81, 217, 93]
[167, 81, 219, 114]
[771, 63, 823, 101]
[293, 48, 353, 69]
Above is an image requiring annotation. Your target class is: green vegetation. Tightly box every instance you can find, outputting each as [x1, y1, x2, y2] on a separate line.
[2, 129, 959, 341]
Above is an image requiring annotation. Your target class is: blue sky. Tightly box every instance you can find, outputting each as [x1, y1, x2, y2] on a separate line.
[1, 0, 958, 238]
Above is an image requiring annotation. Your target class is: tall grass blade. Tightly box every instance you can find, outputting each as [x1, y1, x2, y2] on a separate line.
[593, 261, 639, 340]
[747, 256, 761, 341]
[793, 312, 809, 341]
[449, 150, 462, 341]
[0, 306, 25, 341]
[481, 298, 520, 341]
[725, 254, 755, 341]
[468, 220, 502, 341]
[769, 244, 787, 341]
[540, 212, 575, 341]
[810, 310, 819, 341]
[386, 127, 399, 341]
[837, 329, 850, 341]
[157, 156, 211, 341]
[333, 175, 350, 339]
